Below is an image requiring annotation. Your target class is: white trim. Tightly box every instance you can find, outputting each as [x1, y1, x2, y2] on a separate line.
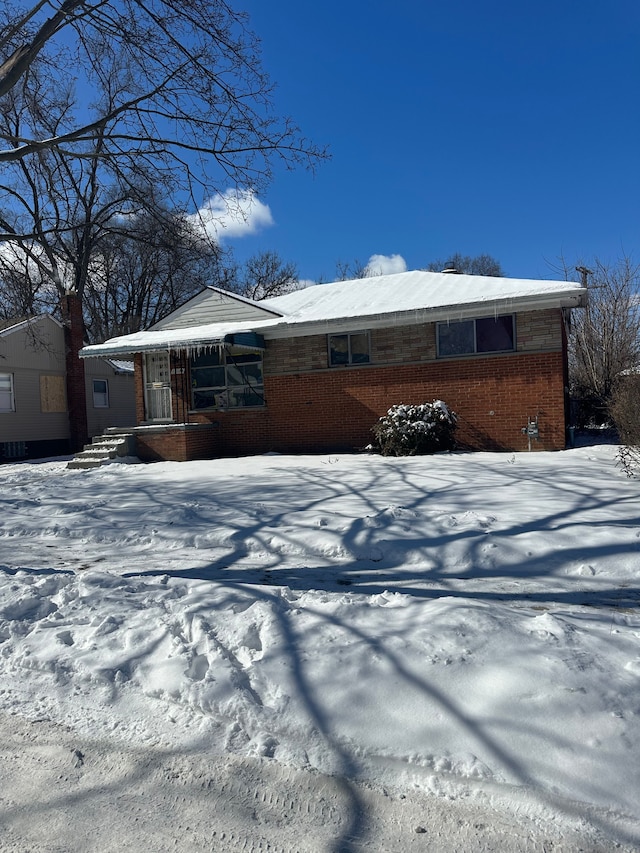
[92, 378, 110, 408]
[0, 372, 15, 412]
[143, 352, 173, 421]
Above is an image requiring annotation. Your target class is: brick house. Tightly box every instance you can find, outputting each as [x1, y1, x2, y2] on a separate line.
[79, 269, 586, 461]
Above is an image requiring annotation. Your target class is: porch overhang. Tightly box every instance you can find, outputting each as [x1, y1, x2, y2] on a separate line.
[79, 325, 269, 359]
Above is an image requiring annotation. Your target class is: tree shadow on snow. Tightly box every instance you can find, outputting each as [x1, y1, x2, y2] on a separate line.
[113, 454, 640, 849]
[6, 453, 640, 850]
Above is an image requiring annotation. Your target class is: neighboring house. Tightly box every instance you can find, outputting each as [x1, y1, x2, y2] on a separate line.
[84, 356, 136, 439]
[0, 315, 135, 461]
[79, 269, 587, 461]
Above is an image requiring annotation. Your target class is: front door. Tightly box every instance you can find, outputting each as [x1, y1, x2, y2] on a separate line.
[144, 352, 172, 421]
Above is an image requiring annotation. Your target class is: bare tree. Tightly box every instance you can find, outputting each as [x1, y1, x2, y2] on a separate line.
[0, 241, 51, 319]
[425, 253, 504, 277]
[216, 250, 299, 301]
[566, 256, 640, 423]
[0, 0, 322, 295]
[236, 250, 299, 300]
[334, 259, 370, 280]
[0, 11, 323, 448]
[81, 213, 225, 342]
[610, 374, 640, 475]
[0, 0, 326, 184]
[0, 76, 165, 306]
[0, 4, 323, 303]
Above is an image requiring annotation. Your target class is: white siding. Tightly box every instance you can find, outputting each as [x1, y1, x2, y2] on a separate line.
[152, 288, 280, 330]
[0, 317, 69, 442]
[0, 317, 136, 444]
[84, 359, 136, 438]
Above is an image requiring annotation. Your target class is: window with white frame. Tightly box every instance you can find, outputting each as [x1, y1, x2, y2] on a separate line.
[92, 379, 109, 408]
[0, 373, 15, 412]
[437, 315, 515, 357]
[328, 331, 370, 366]
[191, 348, 264, 409]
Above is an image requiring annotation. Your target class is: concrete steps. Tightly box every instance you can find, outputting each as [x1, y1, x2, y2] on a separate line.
[67, 432, 135, 470]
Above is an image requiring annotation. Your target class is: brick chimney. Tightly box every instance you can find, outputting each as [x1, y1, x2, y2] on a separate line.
[61, 291, 88, 452]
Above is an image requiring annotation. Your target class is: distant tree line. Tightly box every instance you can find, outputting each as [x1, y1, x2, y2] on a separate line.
[332, 252, 504, 281]
[0, 236, 300, 343]
[424, 253, 504, 277]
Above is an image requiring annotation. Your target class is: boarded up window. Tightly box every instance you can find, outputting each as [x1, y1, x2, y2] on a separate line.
[40, 375, 67, 413]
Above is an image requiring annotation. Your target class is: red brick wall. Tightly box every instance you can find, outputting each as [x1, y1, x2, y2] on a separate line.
[260, 351, 566, 453]
[130, 309, 570, 458]
[135, 424, 219, 462]
[134, 354, 145, 424]
[181, 350, 566, 455]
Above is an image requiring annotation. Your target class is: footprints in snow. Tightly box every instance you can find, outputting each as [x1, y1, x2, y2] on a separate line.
[171, 607, 267, 694]
[56, 630, 74, 647]
[185, 653, 208, 682]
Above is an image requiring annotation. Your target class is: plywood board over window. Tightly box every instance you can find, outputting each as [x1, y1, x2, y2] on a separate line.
[40, 375, 67, 413]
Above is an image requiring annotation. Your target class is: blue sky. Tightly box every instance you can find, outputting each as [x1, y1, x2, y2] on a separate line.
[220, 1, 640, 282]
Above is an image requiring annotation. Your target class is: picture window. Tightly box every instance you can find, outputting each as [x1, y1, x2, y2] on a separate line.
[191, 348, 264, 409]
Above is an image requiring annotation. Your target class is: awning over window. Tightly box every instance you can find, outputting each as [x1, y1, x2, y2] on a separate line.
[224, 332, 265, 352]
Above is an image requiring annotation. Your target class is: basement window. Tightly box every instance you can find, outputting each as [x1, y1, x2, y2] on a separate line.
[437, 315, 515, 357]
[0, 373, 15, 412]
[191, 348, 264, 409]
[328, 332, 370, 366]
[2, 440, 26, 459]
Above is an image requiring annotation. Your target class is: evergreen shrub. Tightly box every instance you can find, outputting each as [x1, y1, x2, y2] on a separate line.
[371, 401, 457, 456]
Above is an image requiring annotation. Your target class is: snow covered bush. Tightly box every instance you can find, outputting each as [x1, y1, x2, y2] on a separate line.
[371, 401, 457, 456]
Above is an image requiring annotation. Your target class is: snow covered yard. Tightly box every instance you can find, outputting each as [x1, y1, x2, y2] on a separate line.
[0, 446, 639, 852]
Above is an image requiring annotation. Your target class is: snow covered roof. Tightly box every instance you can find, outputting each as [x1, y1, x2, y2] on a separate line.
[104, 359, 135, 374]
[79, 321, 279, 358]
[79, 269, 586, 357]
[0, 314, 63, 337]
[259, 270, 586, 336]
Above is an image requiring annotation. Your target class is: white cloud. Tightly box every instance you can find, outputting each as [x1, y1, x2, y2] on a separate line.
[188, 189, 274, 243]
[364, 253, 407, 276]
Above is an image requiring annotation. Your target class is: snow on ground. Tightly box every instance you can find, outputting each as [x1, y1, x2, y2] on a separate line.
[0, 445, 639, 852]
